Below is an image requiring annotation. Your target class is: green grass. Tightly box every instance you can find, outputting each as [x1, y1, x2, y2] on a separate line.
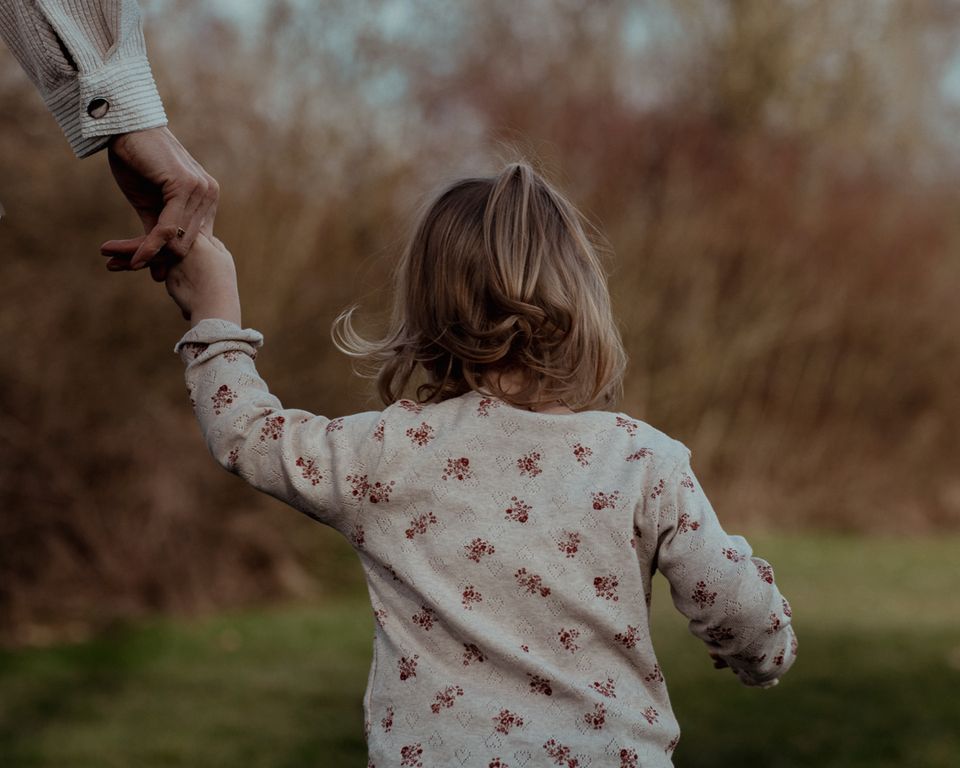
[1, 535, 958, 767]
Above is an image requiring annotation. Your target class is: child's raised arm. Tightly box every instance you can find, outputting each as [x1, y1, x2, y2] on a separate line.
[650, 453, 797, 687]
[163, 235, 383, 532]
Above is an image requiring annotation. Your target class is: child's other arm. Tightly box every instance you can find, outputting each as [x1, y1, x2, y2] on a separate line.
[651, 453, 798, 687]
[165, 235, 382, 530]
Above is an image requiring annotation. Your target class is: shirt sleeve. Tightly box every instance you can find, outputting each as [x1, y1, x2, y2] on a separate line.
[0, 0, 167, 158]
[174, 319, 384, 534]
[651, 451, 798, 687]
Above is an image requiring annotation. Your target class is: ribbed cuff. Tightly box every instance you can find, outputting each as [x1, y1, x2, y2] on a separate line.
[45, 55, 168, 158]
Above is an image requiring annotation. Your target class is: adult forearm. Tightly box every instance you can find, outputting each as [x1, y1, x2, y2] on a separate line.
[0, 0, 167, 158]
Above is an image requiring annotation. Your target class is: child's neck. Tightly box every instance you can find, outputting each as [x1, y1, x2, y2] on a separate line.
[481, 372, 574, 415]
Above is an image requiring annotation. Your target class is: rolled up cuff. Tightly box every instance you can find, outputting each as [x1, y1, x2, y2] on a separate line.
[174, 319, 265, 365]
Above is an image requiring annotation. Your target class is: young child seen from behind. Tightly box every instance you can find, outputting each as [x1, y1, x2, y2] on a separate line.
[142, 161, 797, 767]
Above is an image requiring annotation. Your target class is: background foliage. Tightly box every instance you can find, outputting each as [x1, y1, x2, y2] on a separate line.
[2, 0, 959, 643]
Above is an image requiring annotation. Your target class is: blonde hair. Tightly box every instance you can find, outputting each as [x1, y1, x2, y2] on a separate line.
[332, 160, 627, 411]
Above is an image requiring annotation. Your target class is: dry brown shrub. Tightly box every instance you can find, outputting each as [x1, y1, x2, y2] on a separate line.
[2, 0, 959, 644]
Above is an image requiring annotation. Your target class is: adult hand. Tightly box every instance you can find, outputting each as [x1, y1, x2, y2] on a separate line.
[100, 126, 219, 280]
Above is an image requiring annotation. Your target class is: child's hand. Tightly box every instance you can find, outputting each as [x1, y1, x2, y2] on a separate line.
[164, 233, 241, 326]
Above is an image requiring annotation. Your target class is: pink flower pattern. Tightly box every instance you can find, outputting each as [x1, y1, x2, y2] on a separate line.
[557, 627, 581, 653]
[543, 739, 578, 767]
[591, 678, 617, 698]
[692, 580, 718, 608]
[398, 654, 419, 681]
[476, 397, 501, 417]
[346, 473, 396, 504]
[528, 674, 553, 696]
[430, 684, 464, 714]
[442, 456, 473, 481]
[591, 489, 621, 511]
[722, 546, 746, 562]
[463, 537, 495, 562]
[405, 511, 438, 540]
[259, 414, 285, 441]
[516, 451, 543, 477]
[754, 559, 775, 584]
[295, 456, 322, 485]
[405, 422, 435, 447]
[615, 416, 639, 435]
[614, 624, 640, 649]
[572, 443, 592, 466]
[583, 702, 606, 730]
[211, 384, 236, 415]
[593, 574, 620, 601]
[462, 643, 485, 666]
[492, 708, 524, 734]
[555, 530, 581, 558]
[412, 606, 436, 631]
[644, 664, 664, 684]
[677, 512, 700, 534]
[461, 584, 482, 609]
[400, 743, 423, 767]
[505, 496, 531, 523]
[515, 568, 551, 597]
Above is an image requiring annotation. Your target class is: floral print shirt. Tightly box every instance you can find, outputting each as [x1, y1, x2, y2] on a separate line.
[175, 319, 797, 768]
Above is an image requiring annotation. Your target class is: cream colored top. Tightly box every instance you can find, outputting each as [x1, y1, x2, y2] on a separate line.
[175, 319, 797, 768]
[0, 0, 166, 157]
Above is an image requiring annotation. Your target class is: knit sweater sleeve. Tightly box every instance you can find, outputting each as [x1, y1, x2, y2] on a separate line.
[174, 319, 383, 533]
[0, 0, 167, 158]
[651, 451, 798, 687]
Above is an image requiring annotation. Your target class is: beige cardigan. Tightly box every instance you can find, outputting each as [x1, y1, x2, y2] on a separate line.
[0, 0, 166, 157]
[175, 319, 797, 768]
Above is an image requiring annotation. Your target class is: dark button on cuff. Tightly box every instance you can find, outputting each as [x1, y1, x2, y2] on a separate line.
[87, 98, 110, 118]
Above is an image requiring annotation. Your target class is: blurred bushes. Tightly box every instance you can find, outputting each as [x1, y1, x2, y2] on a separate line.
[1, 0, 959, 644]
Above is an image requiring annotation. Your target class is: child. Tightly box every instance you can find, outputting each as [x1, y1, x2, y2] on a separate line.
[128, 161, 797, 766]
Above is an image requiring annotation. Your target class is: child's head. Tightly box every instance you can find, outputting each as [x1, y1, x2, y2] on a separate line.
[334, 160, 626, 411]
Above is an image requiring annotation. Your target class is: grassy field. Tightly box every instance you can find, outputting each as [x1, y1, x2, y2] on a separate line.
[1, 534, 958, 767]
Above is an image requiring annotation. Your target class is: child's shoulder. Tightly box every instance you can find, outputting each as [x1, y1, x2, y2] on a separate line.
[609, 410, 692, 469]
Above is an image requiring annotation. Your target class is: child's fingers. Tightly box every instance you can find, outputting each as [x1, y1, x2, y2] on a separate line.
[709, 652, 729, 669]
[150, 261, 170, 282]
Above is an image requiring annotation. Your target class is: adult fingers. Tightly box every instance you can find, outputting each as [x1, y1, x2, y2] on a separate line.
[149, 169, 219, 262]
[131, 220, 184, 269]
[101, 236, 145, 271]
[101, 236, 144, 258]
